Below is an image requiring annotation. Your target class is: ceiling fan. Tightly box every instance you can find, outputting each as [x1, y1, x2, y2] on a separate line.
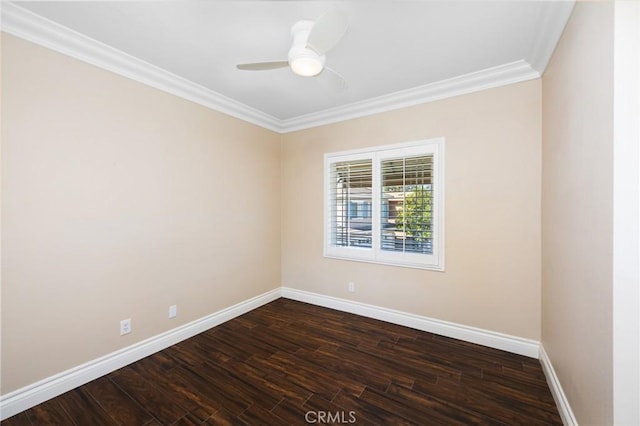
[236, 8, 349, 90]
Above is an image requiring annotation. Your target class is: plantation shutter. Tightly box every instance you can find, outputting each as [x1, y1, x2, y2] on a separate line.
[380, 155, 434, 254]
[324, 138, 444, 270]
[328, 159, 373, 248]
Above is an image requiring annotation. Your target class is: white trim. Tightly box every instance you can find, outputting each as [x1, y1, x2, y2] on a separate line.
[539, 345, 578, 426]
[0, 2, 282, 133]
[1, 2, 552, 134]
[0, 288, 281, 421]
[281, 287, 539, 358]
[324, 138, 445, 271]
[527, 0, 576, 74]
[1, 286, 548, 419]
[282, 60, 540, 132]
[613, 2, 640, 424]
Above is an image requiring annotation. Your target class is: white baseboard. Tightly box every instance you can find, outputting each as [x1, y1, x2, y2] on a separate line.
[281, 287, 540, 358]
[539, 344, 578, 426]
[0, 288, 281, 421]
[1, 286, 547, 420]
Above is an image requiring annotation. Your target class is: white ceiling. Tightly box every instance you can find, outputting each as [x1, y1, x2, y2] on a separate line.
[1, 1, 574, 132]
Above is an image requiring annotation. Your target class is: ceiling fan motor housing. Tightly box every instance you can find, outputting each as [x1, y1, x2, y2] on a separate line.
[288, 20, 326, 77]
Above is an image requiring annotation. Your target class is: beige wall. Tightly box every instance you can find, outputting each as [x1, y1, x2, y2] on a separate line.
[281, 80, 542, 339]
[1, 35, 281, 393]
[1, 30, 543, 399]
[1, 7, 628, 420]
[542, 2, 614, 425]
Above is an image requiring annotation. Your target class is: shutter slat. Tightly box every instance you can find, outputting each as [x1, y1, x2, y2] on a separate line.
[329, 159, 373, 248]
[380, 154, 434, 255]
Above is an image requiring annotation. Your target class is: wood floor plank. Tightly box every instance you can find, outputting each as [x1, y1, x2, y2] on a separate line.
[420, 334, 530, 371]
[164, 338, 230, 368]
[264, 320, 342, 352]
[399, 336, 507, 374]
[169, 413, 202, 426]
[203, 407, 241, 426]
[460, 378, 561, 421]
[110, 366, 188, 425]
[500, 365, 556, 390]
[129, 356, 216, 421]
[270, 350, 366, 397]
[303, 393, 348, 412]
[384, 382, 507, 426]
[322, 316, 416, 346]
[56, 387, 118, 426]
[344, 340, 461, 383]
[411, 378, 544, 425]
[300, 346, 402, 391]
[0, 411, 31, 426]
[1, 299, 561, 426]
[170, 364, 250, 417]
[415, 377, 561, 425]
[85, 376, 154, 425]
[331, 390, 415, 426]
[210, 326, 280, 359]
[373, 339, 470, 380]
[292, 317, 373, 348]
[359, 385, 492, 426]
[237, 403, 288, 425]
[243, 324, 302, 354]
[246, 353, 342, 401]
[478, 370, 553, 403]
[198, 360, 282, 411]
[25, 399, 73, 426]
[270, 397, 315, 424]
[195, 330, 257, 362]
[222, 358, 313, 406]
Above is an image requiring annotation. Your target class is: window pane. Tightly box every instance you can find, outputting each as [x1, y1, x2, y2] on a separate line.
[325, 138, 444, 270]
[330, 160, 373, 248]
[381, 155, 434, 254]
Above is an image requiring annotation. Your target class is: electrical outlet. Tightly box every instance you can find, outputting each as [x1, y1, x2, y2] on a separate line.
[348, 282, 355, 293]
[120, 318, 131, 336]
[169, 305, 177, 319]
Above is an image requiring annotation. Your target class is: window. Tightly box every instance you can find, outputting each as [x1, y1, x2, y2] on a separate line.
[324, 138, 444, 270]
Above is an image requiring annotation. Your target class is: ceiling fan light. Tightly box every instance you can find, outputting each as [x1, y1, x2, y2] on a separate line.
[291, 56, 324, 77]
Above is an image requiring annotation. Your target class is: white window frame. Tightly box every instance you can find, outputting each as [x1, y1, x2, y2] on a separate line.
[324, 138, 445, 271]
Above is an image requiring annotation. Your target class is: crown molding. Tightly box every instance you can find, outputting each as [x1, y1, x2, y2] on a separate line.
[527, 0, 575, 74]
[0, 2, 282, 133]
[2, 2, 561, 134]
[280, 60, 540, 132]
[281, 0, 579, 134]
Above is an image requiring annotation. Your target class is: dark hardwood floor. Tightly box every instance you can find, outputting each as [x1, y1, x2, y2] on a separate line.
[2, 298, 561, 425]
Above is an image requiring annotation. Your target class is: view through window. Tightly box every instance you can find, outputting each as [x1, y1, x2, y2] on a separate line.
[325, 139, 444, 270]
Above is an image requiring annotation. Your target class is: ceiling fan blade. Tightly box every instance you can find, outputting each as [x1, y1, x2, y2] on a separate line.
[236, 61, 289, 71]
[321, 67, 348, 92]
[306, 8, 348, 55]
